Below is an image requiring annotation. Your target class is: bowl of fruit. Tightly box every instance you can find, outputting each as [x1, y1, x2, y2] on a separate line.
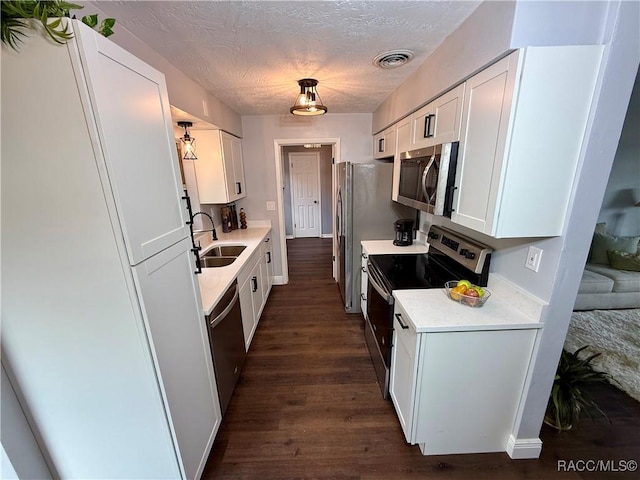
[444, 280, 491, 307]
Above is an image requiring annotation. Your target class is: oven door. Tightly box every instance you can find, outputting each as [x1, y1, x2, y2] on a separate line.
[365, 262, 394, 399]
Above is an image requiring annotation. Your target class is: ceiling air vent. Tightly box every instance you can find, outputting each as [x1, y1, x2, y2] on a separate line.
[373, 50, 415, 69]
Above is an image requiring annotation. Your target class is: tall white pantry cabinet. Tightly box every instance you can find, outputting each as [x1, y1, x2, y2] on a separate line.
[1, 20, 221, 479]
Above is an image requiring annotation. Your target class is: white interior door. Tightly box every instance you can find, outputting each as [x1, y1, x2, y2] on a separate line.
[290, 152, 321, 238]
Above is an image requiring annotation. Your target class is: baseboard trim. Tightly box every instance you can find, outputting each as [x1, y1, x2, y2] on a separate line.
[321, 233, 333, 239]
[272, 275, 286, 285]
[285, 235, 294, 240]
[506, 435, 542, 459]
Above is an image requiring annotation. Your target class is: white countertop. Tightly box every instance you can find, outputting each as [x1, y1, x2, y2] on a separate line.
[196, 227, 271, 316]
[361, 239, 429, 255]
[393, 274, 546, 333]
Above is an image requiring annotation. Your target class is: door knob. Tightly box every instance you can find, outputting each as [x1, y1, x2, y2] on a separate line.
[314, 200, 318, 204]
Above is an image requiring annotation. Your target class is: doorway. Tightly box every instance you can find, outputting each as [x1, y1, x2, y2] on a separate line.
[289, 152, 321, 238]
[273, 138, 341, 284]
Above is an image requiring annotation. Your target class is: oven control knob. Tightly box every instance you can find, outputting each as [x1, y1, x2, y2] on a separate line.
[460, 248, 476, 260]
[428, 232, 439, 239]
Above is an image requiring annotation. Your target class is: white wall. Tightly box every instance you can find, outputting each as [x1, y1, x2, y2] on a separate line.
[597, 68, 640, 237]
[373, 1, 516, 133]
[239, 114, 372, 278]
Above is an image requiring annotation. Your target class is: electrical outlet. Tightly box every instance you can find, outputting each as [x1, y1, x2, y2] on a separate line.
[266, 201, 276, 211]
[525, 246, 543, 272]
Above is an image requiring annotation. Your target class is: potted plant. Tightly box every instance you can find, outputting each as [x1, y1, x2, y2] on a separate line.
[1, 1, 115, 51]
[545, 346, 611, 430]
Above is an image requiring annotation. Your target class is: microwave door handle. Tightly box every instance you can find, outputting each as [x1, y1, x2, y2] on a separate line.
[421, 157, 436, 204]
[367, 263, 393, 305]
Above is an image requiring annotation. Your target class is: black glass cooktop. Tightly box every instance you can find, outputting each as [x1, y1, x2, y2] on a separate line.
[368, 250, 484, 292]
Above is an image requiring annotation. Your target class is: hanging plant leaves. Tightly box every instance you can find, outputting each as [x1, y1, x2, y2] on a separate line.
[81, 14, 99, 29]
[1, 0, 116, 51]
[99, 18, 116, 38]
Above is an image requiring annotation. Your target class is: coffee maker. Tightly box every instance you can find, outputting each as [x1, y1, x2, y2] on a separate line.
[393, 219, 414, 246]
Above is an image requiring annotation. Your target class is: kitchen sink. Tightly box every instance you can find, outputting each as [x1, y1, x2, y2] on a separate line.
[200, 257, 236, 268]
[202, 245, 247, 258]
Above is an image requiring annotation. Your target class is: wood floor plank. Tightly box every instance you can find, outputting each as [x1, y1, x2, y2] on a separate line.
[202, 237, 640, 480]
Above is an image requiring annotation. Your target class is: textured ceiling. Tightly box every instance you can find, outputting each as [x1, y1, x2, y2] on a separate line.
[92, 1, 480, 116]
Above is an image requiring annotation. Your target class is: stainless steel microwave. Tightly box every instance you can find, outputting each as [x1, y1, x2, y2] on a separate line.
[396, 142, 459, 216]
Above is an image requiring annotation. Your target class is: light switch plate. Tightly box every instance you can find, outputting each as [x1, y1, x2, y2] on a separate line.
[525, 246, 543, 272]
[266, 201, 276, 211]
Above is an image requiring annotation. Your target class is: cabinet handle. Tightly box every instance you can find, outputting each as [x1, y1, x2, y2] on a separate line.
[378, 138, 384, 153]
[252, 276, 258, 292]
[361, 266, 367, 273]
[236, 182, 242, 194]
[395, 313, 409, 329]
[423, 114, 435, 139]
[191, 246, 202, 275]
[266, 251, 271, 264]
[182, 191, 193, 225]
[361, 293, 366, 301]
[265, 237, 270, 243]
[361, 252, 367, 259]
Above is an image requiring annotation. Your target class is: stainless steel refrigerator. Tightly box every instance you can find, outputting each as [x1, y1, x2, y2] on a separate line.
[336, 161, 414, 313]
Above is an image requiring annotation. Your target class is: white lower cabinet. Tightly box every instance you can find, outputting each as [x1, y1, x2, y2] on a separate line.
[238, 233, 272, 351]
[390, 301, 537, 454]
[261, 236, 274, 297]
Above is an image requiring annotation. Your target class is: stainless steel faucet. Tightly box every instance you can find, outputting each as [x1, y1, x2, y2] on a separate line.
[191, 211, 218, 241]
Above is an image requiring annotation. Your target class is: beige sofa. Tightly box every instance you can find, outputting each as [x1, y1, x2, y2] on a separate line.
[575, 263, 640, 310]
[574, 224, 640, 311]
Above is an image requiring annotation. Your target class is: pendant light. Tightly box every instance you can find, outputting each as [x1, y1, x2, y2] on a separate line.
[290, 78, 327, 116]
[178, 121, 197, 160]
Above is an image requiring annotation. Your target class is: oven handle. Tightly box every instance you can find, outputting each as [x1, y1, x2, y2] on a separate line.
[367, 262, 393, 305]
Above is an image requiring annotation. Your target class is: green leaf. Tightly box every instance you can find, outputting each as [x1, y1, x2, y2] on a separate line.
[101, 18, 115, 29]
[82, 14, 98, 28]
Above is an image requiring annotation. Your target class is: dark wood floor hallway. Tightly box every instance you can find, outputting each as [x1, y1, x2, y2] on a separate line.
[202, 237, 640, 479]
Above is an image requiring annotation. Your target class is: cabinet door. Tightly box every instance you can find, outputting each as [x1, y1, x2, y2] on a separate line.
[410, 103, 434, 150]
[393, 117, 411, 201]
[238, 274, 255, 350]
[74, 23, 188, 265]
[451, 54, 517, 234]
[230, 134, 246, 201]
[373, 128, 396, 159]
[250, 260, 265, 323]
[389, 306, 420, 444]
[431, 84, 464, 145]
[220, 132, 237, 202]
[263, 236, 274, 293]
[132, 238, 221, 479]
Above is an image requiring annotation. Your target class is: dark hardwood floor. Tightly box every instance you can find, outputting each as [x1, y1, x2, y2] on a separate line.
[202, 237, 640, 479]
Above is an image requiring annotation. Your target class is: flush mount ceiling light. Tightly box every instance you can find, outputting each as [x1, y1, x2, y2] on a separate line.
[373, 49, 415, 69]
[290, 78, 327, 116]
[177, 121, 197, 160]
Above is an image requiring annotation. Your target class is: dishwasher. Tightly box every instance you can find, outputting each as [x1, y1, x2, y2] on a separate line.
[206, 279, 246, 415]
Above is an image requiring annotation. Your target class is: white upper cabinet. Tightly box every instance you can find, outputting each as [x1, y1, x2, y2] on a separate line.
[451, 46, 603, 238]
[194, 130, 247, 204]
[410, 84, 464, 150]
[373, 126, 396, 159]
[392, 116, 412, 201]
[74, 23, 188, 264]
